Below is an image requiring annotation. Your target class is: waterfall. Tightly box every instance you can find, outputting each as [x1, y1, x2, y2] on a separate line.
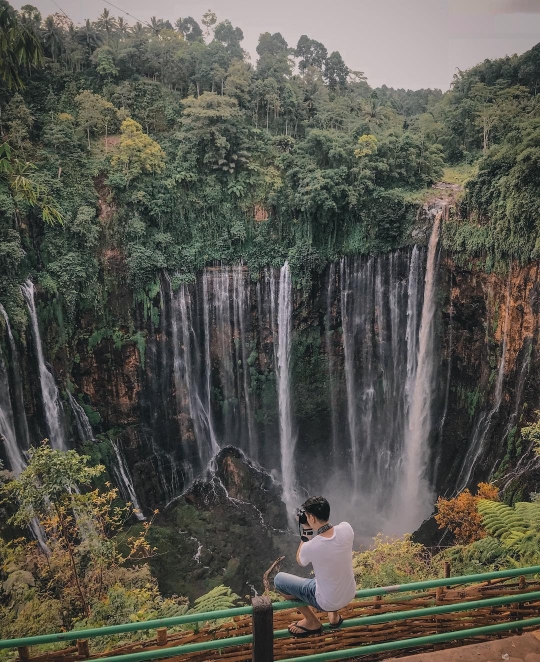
[148, 249, 444, 533]
[334, 251, 425, 530]
[67, 392, 94, 443]
[21, 281, 67, 450]
[455, 270, 512, 493]
[0, 306, 48, 550]
[202, 271, 217, 451]
[340, 258, 359, 484]
[213, 266, 236, 440]
[167, 275, 218, 469]
[232, 266, 257, 457]
[273, 262, 296, 517]
[392, 213, 441, 532]
[405, 247, 421, 413]
[112, 441, 145, 521]
[0, 352, 27, 476]
[325, 263, 339, 460]
[0, 305, 30, 450]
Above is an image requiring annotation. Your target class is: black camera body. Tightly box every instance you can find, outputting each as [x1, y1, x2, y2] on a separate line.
[296, 508, 308, 525]
[295, 508, 312, 541]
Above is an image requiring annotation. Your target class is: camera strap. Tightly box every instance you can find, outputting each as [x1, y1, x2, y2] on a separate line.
[317, 523, 333, 535]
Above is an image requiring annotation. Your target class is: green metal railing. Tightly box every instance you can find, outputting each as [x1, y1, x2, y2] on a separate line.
[1, 564, 540, 661]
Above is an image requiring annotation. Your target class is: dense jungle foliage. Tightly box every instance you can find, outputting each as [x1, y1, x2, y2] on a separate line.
[0, 0, 445, 336]
[1, 1, 540, 329]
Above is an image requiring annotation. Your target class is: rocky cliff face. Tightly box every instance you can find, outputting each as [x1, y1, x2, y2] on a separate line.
[4, 217, 540, 556]
[438, 258, 540, 502]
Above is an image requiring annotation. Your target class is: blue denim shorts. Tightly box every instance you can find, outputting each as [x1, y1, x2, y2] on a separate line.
[274, 572, 322, 610]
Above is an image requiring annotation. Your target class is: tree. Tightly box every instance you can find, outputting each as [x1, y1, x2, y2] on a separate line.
[4, 92, 33, 153]
[42, 112, 78, 153]
[115, 16, 129, 41]
[111, 118, 166, 184]
[2, 443, 155, 620]
[75, 90, 118, 149]
[256, 32, 292, 81]
[354, 133, 378, 158]
[41, 14, 65, 63]
[324, 51, 349, 91]
[0, 0, 43, 89]
[75, 18, 102, 59]
[0, 142, 63, 224]
[95, 8, 117, 43]
[471, 83, 530, 153]
[224, 59, 252, 108]
[295, 35, 328, 72]
[435, 483, 499, 544]
[94, 45, 119, 79]
[213, 19, 243, 59]
[175, 16, 203, 42]
[201, 9, 217, 38]
[177, 92, 251, 174]
[18, 4, 41, 32]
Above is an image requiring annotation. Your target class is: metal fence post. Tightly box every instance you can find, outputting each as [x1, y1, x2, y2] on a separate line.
[252, 596, 273, 662]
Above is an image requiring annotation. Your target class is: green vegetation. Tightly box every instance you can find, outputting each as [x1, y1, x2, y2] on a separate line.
[1, 0, 540, 647]
[0, 0, 446, 338]
[0, 446, 240, 649]
[1, 0, 538, 333]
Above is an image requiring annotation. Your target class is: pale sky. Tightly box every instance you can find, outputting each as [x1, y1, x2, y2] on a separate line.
[13, 0, 540, 90]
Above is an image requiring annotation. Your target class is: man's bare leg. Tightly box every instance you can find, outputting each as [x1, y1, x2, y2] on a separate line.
[288, 605, 321, 633]
[328, 610, 340, 626]
[278, 593, 321, 633]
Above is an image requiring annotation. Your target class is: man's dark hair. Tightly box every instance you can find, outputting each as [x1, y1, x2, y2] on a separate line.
[302, 496, 330, 522]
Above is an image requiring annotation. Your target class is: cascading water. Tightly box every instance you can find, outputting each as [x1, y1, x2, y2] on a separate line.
[0, 350, 27, 476]
[166, 274, 218, 470]
[149, 248, 443, 534]
[0, 305, 30, 451]
[112, 441, 145, 521]
[274, 262, 296, 518]
[325, 262, 339, 460]
[391, 213, 442, 533]
[334, 248, 432, 533]
[21, 281, 67, 451]
[0, 306, 48, 549]
[67, 391, 94, 443]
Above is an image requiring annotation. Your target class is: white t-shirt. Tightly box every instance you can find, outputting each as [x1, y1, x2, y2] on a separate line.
[298, 521, 356, 611]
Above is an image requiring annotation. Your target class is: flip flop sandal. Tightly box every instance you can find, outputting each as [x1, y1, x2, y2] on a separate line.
[328, 615, 344, 629]
[287, 622, 323, 638]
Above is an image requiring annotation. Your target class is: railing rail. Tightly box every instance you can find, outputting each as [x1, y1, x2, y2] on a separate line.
[1, 564, 540, 662]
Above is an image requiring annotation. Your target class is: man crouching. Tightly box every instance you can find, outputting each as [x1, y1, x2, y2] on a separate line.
[274, 496, 355, 637]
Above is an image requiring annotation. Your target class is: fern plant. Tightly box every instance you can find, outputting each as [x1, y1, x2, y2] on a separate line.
[477, 500, 528, 540]
[189, 585, 241, 614]
[477, 499, 540, 563]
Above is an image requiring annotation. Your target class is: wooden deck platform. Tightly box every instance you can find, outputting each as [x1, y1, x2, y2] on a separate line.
[389, 630, 540, 661]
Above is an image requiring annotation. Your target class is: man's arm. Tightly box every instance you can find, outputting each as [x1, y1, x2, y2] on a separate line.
[296, 541, 304, 566]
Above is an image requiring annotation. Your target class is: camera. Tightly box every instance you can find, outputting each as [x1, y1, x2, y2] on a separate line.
[296, 508, 313, 541]
[296, 508, 308, 525]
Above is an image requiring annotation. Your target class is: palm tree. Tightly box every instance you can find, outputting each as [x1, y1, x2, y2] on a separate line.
[116, 16, 129, 41]
[95, 8, 117, 43]
[75, 19, 102, 59]
[148, 16, 172, 35]
[41, 15, 64, 63]
[0, 0, 43, 89]
[130, 21, 146, 38]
